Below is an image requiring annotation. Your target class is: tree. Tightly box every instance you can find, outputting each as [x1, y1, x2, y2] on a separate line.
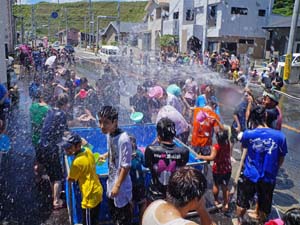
[160, 35, 177, 47]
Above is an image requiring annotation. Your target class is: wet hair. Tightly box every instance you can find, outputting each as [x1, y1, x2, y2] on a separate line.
[98, 106, 118, 122]
[216, 130, 229, 145]
[283, 208, 300, 225]
[247, 105, 266, 129]
[166, 166, 207, 208]
[80, 77, 88, 84]
[156, 117, 176, 142]
[56, 93, 69, 108]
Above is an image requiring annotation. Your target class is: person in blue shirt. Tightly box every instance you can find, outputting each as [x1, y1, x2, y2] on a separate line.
[236, 105, 287, 223]
[195, 83, 221, 116]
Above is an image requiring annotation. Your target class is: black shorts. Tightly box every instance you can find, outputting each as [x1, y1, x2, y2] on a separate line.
[132, 184, 146, 204]
[82, 202, 101, 225]
[237, 175, 275, 215]
[36, 145, 63, 182]
[230, 125, 238, 143]
[213, 173, 231, 186]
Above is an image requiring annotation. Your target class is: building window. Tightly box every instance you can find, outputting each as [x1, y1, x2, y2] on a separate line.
[231, 7, 248, 15]
[258, 9, 266, 17]
[186, 9, 194, 21]
[208, 5, 217, 27]
[239, 39, 254, 44]
[173, 12, 179, 19]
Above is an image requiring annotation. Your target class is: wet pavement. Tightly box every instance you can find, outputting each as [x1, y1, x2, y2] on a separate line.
[0, 54, 299, 224]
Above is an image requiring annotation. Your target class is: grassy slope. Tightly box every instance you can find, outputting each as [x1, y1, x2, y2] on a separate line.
[13, 1, 147, 40]
[273, 0, 294, 16]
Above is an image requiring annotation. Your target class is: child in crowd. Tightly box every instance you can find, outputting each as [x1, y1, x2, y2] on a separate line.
[62, 132, 103, 225]
[197, 130, 232, 211]
[129, 136, 146, 225]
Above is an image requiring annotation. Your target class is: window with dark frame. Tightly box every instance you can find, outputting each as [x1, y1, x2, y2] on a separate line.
[186, 9, 194, 21]
[258, 9, 266, 17]
[173, 12, 179, 19]
[231, 7, 248, 15]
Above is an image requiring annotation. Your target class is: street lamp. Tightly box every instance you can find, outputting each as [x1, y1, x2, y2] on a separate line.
[96, 15, 118, 52]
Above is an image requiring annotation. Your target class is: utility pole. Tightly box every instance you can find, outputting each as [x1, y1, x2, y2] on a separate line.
[117, 0, 121, 45]
[21, 16, 24, 43]
[88, 0, 92, 48]
[31, 4, 35, 44]
[92, 13, 95, 49]
[48, 17, 50, 39]
[65, 8, 68, 45]
[84, 16, 87, 48]
[202, 0, 208, 57]
[283, 0, 300, 82]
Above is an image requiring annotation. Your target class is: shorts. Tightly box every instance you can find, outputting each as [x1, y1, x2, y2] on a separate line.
[107, 198, 132, 225]
[237, 175, 275, 215]
[132, 184, 146, 204]
[36, 145, 63, 182]
[194, 146, 211, 156]
[82, 202, 101, 225]
[213, 173, 231, 186]
[230, 125, 238, 143]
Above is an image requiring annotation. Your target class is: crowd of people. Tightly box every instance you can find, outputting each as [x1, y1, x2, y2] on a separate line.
[0, 43, 296, 225]
[26, 60, 294, 225]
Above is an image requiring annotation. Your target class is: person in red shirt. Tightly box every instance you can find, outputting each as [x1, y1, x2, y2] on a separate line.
[191, 104, 224, 156]
[197, 130, 232, 212]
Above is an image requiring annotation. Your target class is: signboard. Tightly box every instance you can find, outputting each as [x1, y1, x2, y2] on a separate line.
[51, 11, 58, 19]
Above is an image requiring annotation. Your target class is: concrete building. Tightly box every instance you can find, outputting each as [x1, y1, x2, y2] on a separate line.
[4, 0, 15, 54]
[144, 0, 170, 52]
[101, 21, 147, 46]
[56, 28, 80, 46]
[263, 16, 300, 56]
[163, 0, 277, 58]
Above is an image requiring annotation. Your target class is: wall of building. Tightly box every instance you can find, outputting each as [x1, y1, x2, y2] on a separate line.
[219, 0, 269, 38]
[0, 0, 8, 83]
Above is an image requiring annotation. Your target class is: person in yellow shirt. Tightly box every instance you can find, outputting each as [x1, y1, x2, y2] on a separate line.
[62, 132, 103, 225]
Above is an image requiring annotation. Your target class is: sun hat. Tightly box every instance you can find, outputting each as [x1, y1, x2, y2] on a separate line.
[148, 86, 163, 99]
[263, 90, 280, 103]
[167, 84, 181, 97]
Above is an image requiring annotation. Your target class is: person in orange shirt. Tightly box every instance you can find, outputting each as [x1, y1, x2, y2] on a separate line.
[191, 102, 224, 156]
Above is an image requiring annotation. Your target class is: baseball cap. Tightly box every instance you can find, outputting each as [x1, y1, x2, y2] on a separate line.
[263, 90, 280, 103]
[59, 132, 82, 150]
[148, 86, 163, 99]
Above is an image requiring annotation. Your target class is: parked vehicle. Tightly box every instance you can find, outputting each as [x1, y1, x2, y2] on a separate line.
[99, 45, 121, 63]
[64, 44, 75, 54]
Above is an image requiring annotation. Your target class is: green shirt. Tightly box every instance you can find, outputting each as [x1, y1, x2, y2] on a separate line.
[30, 102, 50, 146]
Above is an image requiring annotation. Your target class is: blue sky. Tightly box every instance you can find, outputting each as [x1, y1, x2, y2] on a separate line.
[21, 0, 146, 4]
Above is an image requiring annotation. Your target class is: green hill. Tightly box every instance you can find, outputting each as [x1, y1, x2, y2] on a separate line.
[13, 1, 147, 41]
[273, 0, 295, 16]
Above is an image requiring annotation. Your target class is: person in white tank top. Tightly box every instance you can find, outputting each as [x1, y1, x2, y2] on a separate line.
[142, 166, 216, 225]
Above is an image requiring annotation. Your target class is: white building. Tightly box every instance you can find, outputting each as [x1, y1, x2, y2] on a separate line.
[148, 0, 275, 58]
[144, 0, 170, 52]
